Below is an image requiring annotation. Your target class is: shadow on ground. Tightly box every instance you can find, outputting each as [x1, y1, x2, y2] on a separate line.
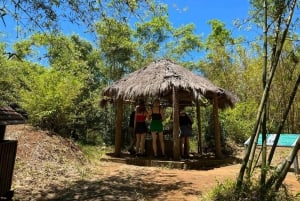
[32, 171, 202, 201]
[102, 152, 243, 171]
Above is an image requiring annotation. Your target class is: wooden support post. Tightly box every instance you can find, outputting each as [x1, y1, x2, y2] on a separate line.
[213, 94, 223, 159]
[172, 87, 180, 161]
[0, 140, 18, 199]
[114, 98, 123, 157]
[0, 125, 6, 140]
[196, 98, 202, 154]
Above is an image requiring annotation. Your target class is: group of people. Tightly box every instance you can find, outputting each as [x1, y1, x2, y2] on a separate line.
[127, 99, 193, 159]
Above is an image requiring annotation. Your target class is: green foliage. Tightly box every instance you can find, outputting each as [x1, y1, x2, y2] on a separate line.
[200, 19, 240, 93]
[169, 23, 203, 60]
[12, 33, 112, 145]
[20, 70, 83, 132]
[207, 20, 233, 47]
[136, 15, 171, 43]
[77, 143, 113, 164]
[0, 58, 21, 105]
[96, 17, 138, 81]
[200, 179, 237, 201]
[2, 0, 157, 38]
[189, 137, 198, 153]
[221, 101, 257, 143]
[3, 1, 299, 168]
[203, 107, 227, 152]
[200, 178, 296, 201]
[268, 40, 300, 133]
[0, 42, 44, 107]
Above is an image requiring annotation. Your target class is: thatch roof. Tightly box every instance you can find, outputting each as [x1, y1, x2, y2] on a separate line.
[0, 106, 26, 125]
[102, 59, 238, 109]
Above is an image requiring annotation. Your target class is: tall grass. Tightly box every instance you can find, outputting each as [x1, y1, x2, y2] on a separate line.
[77, 142, 113, 163]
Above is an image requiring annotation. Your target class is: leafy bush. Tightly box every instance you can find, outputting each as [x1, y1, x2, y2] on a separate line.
[221, 101, 257, 144]
[20, 70, 83, 132]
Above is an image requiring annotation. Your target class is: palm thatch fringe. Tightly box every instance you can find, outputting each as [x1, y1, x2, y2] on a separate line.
[102, 59, 238, 109]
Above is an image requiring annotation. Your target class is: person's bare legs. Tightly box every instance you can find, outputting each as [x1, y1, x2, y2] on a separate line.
[151, 132, 158, 156]
[185, 137, 190, 156]
[135, 134, 141, 154]
[158, 132, 165, 156]
[180, 137, 185, 156]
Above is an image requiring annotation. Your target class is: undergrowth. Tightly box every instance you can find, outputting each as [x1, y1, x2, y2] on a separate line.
[77, 142, 113, 163]
[199, 179, 299, 201]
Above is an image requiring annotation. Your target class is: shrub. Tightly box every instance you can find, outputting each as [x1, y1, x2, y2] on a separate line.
[221, 101, 257, 144]
[199, 178, 297, 201]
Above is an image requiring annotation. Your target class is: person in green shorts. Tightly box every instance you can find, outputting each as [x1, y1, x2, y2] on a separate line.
[149, 99, 166, 158]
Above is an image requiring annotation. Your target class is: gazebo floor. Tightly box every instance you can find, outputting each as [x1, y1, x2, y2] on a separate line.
[100, 152, 241, 170]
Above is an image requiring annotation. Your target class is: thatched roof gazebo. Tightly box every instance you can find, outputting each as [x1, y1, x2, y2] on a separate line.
[102, 59, 238, 160]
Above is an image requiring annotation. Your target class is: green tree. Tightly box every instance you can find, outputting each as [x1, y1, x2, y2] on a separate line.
[96, 17, 138, 82]
[200, 19, 242, 93]
[20, 70, 83, 131]
[0, 42, 44, 108]
[14, 33, 106, 142]
[236, 0, 299, 199]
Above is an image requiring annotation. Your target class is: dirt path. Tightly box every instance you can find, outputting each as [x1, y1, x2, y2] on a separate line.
[82, 161, 299, 201]
[41, 160, 299, 201]
[5, 125, 300, 201]
[11, 160, 300, 201]
[95, 161, 241, 201]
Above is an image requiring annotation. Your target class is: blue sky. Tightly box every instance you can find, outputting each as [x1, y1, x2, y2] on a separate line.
[0, 0, 249, 39]
[0, 0, 254, 66]
[163, 0, 251, 38]
[1, 0, 254, 52]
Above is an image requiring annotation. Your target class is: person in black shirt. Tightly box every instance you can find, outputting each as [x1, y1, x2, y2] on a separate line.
[179, 108, 193, 159]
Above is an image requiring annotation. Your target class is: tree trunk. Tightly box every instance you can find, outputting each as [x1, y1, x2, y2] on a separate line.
[268, 74, 300, 165]
[172, 87, 180, 161]
[274, 137, 300, 191]
[265, 137, 300, 190]
[236, 0, 297, 190]
[213, 94, 223, 159]
[246, 129, 260, 179]
[260, 0, 268, 190]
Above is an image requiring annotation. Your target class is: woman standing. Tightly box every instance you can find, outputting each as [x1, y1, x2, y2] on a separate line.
[134, 100, 148, 156]
[179, 108, 193, 159]
[149, 99, 166, 158]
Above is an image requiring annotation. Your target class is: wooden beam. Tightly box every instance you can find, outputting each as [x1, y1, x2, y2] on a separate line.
[114, 98, 123, 157]
[172, 87, 180, 160]
[0, 125, 6, 140]
[196, 98, 202, 154]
